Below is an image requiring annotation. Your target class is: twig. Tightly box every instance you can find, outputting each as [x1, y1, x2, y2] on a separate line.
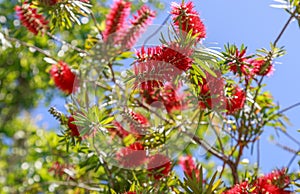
[92, 136, 114, 190]
[183, 131, 239, 183]
[277, 102, 300, 115]
[47, 32, 90, 55]
[5, 35, 56, 61]
[287, 150, 299, 169]
[107, 62, 116, 83]
[143, 14, 171, 46]
[273, 9, 296, 47]
[257, 139, 260, 174]
[90, 12, 104, 40]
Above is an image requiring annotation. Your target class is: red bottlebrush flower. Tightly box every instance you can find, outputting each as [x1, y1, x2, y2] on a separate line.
[103, 0, 131, 42]
[138, 82, 184, 113]
[224, 169, 291, 194]
[178, 155, 199, 179]
[135, 46, 162, 63]
[50, 61, 76, 94]
[159, 83, 184, 113]
[123, 192, 136, 194]
[156, 43, 193, 72]
[198, 72, 225, 109]
[171, 1, 206, 40]
[134, 44, 192, 88]
[109, 121, 130, 139]
[134, 44, 192, 107]
[249, 58, 274, 76]
[223, 181, 249, 194]
[118, 5, 156, 49]
[48, 161, 71, 177]
[147, 154, 172, 180]
[116, 142, 147, 168]
[228, 48, 252, 77]
[253, 168, 291, 194]
[127, 110, 149, 136]
[15, 1, 48, 35]
[226, 86, 246, 114]
[67, 116, 80, 137]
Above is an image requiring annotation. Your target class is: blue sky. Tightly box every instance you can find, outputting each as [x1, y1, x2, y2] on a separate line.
[32, 0, 300, 174]
[189, 0, 300, 173]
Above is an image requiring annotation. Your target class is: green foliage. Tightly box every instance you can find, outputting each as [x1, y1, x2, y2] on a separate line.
[180, 165, 224, 194]
[0, 0, 299, 193]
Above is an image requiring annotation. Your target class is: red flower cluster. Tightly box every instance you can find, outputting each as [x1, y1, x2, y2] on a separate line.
[249, 58, 274, 76]
[138, 81, 184, 113]
[134, 44, 193, 113]
[123, 192, 136, 194]
[103, 0, 155, 49]
[178, 155, 200, 179]
[127, 110, 149, 136]
[67, 116, 80, 137]
[224, 169, 291, 194]
[158, 83, 184, 113]
[116, 142, 147, 168]
[134, 45, 188, 86]
[171, 1, 206, 40]
[196, 72, 245, 114]
[103, 0, 131, 42]
[109, 110, 149, 140]
[228, 48, 249, 76]
[50, 61, 76, 95]
[198, 72, 225, 110]
[226, 86, 246, 114]
[229, 48, 274, 78]
[48, 161, 71, 177]
[80, 0, 90, 3]
[147, 154, 172, 180]
[109, 121, 130, 139]
[119, 5, 156, 49]
[223, 181, 249, 194]
[157, 43, 193, 72]
[15, 1, 49, 35]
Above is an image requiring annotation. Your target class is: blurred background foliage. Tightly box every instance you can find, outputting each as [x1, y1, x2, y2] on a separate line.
[0, 0, 165, 192]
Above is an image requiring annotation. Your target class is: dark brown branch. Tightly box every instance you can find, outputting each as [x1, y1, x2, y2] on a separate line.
[274, 9, 297, 47]
[90, 12, 104, 40]
[183, 131, 239, 183]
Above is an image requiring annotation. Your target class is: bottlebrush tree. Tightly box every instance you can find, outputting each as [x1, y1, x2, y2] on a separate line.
[0, 0, 300, 193]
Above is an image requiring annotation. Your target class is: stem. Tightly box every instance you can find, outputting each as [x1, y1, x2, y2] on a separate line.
[287, 151, 299, 169]
[47, 32, 90, 55]
[277, 102, 300, 115]
[92, 136, 114, 191]
[184, 131, 239, 183]
[256, 139, 260, 174]
[143, 14, 171, 45]
[273, 9, 296, 47]
[90, 12, 104, 40]
[5, 36, 56, 61]
[108, 63, 116, 83]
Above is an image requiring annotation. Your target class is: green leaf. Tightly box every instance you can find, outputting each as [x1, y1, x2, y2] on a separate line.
[194, 58, 217, 77]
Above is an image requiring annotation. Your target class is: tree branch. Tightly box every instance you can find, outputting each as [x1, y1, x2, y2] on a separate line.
[274, 9, 296, 47]
[5, 35, 56, 61]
